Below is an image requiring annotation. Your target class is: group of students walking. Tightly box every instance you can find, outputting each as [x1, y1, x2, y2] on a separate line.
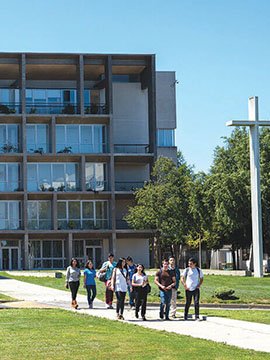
[65, 253, 203, 321]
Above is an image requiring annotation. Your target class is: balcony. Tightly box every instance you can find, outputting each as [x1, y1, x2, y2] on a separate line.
[0, 142, 21, 154]
[26, 103, 78, 115]
[116, 220, 132, 230]
[115, 181, 144, 191]
[86, 180, 108, 192]
[28, 182, 79, 192]
[0, 181, 23, 192]
[84, 104, 108, 115]
[58, 219, 109, 230]
[114, 144, 150, 154]
[28, 220, 52, 230]
[0, 220, 22, 230]
[0, 103, 21, 114]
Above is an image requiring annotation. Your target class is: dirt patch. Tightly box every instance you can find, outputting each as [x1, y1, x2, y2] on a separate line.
[0, 301, 56, 309]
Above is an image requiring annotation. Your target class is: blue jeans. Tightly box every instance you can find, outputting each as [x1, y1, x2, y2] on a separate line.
[159, 290, 172, 318]
[86, 285, 96, 306]
[127, 284, 135, 306]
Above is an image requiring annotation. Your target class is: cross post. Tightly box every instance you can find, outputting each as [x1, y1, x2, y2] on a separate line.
[226, 96, 265, 278]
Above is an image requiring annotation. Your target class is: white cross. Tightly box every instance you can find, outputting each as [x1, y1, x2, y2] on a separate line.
[226, 96, 266, 277]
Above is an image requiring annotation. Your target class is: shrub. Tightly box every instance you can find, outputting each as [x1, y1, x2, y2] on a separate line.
[214, 287, 235, 300]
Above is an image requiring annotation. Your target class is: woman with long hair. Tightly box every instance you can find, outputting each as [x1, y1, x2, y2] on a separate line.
[111, 257, 130, 320]
[84, 259, 96, 309]
[132, 263, 149, 321]
[66, 258, 81, 309]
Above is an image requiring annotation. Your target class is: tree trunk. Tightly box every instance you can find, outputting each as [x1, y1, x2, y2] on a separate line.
[231, 247, 236, 270]
[150, 237, 154, 268]
[205, 245, 210, 268]
[153, 236, 160, 268]
[198, 234, 202, 268]
[172, 243, 180, 267]
[236, 248, 240, 270]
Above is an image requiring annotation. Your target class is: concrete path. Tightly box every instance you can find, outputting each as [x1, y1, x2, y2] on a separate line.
[0, 277, 270, 353]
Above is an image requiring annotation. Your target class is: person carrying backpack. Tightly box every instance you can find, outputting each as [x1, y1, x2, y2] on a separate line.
[181, 257, 204, 321]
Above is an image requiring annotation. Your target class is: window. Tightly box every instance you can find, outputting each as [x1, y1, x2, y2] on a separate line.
[56, 125, 107, 153]
[28, 201, 51, 230]
[157, 129, 175, 147]
[85, 163, 106, 191]
[26, 125, 50, 153]
[28, 240, 66, 269]
[0, 201, 21, 230]
[0, 163, 20, 191]
[0, 124, 19, 153]
[57, 200, 108, 230]
[27, 163, 79, 192]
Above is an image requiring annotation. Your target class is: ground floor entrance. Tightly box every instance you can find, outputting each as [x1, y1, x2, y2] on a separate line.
[0, 240, 21, 270]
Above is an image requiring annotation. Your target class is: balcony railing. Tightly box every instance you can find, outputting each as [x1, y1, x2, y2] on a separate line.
[0, 103, 21, 114]
[56, 143, 108, 154]
[28, 220, 52, 230]
[27, 182, 79, 192]
[115, 181, 144, 191]
[26, 103, 78, 115]
[114, 144, 150, 154]
[0, 181, 23, 192]
[0, 142, 21, 153]
[86, 180, 108, 192]
[0, 220, 22, 230]
[27, 143, 50, 154]
[116, 220, 132, 230]
[84, 104, 108, 115]
[58, 219, 109, 230]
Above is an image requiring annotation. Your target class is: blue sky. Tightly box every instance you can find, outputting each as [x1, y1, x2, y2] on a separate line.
[1, 0, 269, 172]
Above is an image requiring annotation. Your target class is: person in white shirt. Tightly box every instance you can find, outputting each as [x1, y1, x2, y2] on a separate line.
[111, 257, 130, 320]
[181, 257, 203, 321]
[132, 264, 149, 321]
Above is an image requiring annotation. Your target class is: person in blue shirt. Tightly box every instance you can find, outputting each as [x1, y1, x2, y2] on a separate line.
[169, 256, 180, 318]
[84, 260, 96, 309]
[126, 256, 136, 309]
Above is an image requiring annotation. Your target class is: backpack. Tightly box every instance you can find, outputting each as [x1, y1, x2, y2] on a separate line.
[184, 266, 200, 278]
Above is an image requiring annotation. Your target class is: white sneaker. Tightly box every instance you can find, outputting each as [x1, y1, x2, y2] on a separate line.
[106, 304, 110, 309]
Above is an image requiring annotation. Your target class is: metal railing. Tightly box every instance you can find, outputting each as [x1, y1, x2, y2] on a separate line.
[27, 143, 50, 154]
[56, 143, 108, 154]
[0, 102, 21, 114]
[0, 220, 22, 230]
[0, 142, 21, 153]
[115, 181, 144, 191]
[114, 144, 150, 154]
[116, 220, 132, 230]
[28, 220, 52, 230]
[58, 219, 109, 230]
[84, 104, 108, 115]
[27, 182, 79, 192]
[26, 103, 78, 115]
[0, 181, 23, 192]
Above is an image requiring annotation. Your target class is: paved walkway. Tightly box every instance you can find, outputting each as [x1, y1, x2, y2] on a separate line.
[0, 277, 270, 353]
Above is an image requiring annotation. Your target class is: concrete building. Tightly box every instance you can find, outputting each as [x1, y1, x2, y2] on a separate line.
[0, 52, 177, 270]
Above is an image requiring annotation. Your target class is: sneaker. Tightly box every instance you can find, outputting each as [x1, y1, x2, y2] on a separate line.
[135, 312, 139, 319]
[165, 317, 171, 321]
[120, 315, 124, 320]
[184, 317, 188, 321]
[171, 314, 177, 319]
[142, 316, 147, 321]
[109, 305, 114, 309]
[89, 304, 92, 309]
[195, 317, 202, 322]
[106, 304, 110, 309]
[159, 312, 164, 320]
[116, 313, 121, 319]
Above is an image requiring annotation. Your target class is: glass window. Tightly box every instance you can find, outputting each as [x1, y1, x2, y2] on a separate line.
[85, 163, 105, 191]
[43, 241, 52, 258]
[73, 240, 84, 258]
[39, 164, 51, 187]
[33, 90, 46, 103]
[53, 241, 62, 258]
[57, 202, 66, 219]
[82, 202, 94, 219]
[157, 129, 175, 147]
[68, 202, 80, 220]
[27, 125, 49, 153]
[0, 201, 21, 230]
[0, 163, 20, 192]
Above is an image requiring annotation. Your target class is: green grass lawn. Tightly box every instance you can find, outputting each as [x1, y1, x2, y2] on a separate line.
[1, 271, 270, 305]
[0, 292, 16, 302]
[0, 308, 269, 360]
[178, 309, 270, 325]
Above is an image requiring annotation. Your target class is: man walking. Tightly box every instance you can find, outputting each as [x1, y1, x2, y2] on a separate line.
[100, 253, 116, 309]
[126, 256, 136, 309]
[181, 257, 203, 320]
[155, 259, 176, 320]
[168, 256, 180, 318]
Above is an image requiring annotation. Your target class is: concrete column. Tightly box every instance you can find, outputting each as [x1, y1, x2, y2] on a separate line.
[20, 54, 26, 114]
[53, 192, 58, 230]
[23, 233, 29, 270]
[248, 96, 264, 277]
[77, 55, 84, 115]
[109, 233, 116, 256]
[81, 155, 86, 192]
[51, 115, 56, 153]
[105, 55, 113, 114]
[23, 154, 28, 231]
[147, 55, 157, 159]
[68, 233, 73, 263]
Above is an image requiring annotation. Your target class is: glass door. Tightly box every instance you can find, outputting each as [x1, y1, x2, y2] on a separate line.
[85, 247, 102, 269]
[1, 247, 19, 270]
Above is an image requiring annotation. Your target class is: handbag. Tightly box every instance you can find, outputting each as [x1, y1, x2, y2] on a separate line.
[146, 283, 151, 294]
[97, 271, 106, 283]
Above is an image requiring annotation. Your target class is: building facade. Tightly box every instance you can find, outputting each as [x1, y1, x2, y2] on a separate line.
[0, 52, 177, 270]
